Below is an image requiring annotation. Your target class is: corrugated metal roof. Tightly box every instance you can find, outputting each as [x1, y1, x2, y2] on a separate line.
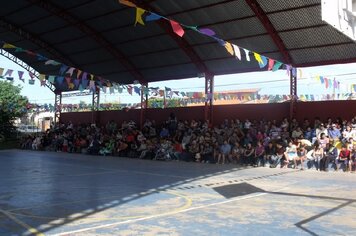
[0, 0, 355, 91]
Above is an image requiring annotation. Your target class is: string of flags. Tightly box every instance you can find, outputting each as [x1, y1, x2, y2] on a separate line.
[119, 0, 288, 72]
[2, 92, 354, 114]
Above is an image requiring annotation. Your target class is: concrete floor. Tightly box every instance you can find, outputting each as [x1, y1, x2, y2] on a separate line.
[0, 150, 355, 236]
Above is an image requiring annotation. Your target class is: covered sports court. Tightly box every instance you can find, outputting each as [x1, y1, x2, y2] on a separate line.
[0, 0, 356, 235]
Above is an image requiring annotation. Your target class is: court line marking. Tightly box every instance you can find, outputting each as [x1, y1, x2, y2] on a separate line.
[0, 208, 45, 236]
[52, 187, 288, 236]
[9, 190, 193, 223]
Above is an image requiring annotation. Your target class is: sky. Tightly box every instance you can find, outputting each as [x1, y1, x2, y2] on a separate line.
[1, 55, 356, 105]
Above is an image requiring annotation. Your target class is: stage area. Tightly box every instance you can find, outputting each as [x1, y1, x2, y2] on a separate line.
[0, 150, 355, 235]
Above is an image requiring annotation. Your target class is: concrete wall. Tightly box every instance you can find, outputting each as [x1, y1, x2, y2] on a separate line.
[60, 101, 356, 126]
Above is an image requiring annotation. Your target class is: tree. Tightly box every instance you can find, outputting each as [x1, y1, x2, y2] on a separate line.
[0, 81, 28, 137]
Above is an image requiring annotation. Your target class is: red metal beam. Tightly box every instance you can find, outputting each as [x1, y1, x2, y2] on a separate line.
[245, 0, 293, 64]
[27, 0, 145, 82]
[132, 0, 211, 75]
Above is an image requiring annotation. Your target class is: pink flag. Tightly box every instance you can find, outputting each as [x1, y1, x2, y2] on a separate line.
[268, 59, 275, 71]
[170, 20, 185, 37]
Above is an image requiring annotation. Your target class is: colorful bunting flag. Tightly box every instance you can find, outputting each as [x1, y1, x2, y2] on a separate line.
[198, 28, 216, 36]
[170, 20, 185, 37]
[4, 69, 13, 77]
[146, 13, 161, 21]
[18, 71, 24, 83]
[135, 8, 145, 26]
[224, 42, 234, 56]
[243, 49, 250, 61]
[268, 59, 275, 71]
[232, 44, 241, 60]
[2, 43, 16, 49]
[119, 0, 137, 8]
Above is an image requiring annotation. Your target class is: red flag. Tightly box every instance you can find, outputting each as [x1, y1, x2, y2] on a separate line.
[170, 20, 185, 37]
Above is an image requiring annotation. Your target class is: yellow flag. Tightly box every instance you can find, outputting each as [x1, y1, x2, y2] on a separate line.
[90, 74, 94, 80]
[0, 68, 4, 76]
[69, 83, 75, 89]
[135, 8, 145, 26]
[39, 74, 46, 81]
[118, 0, 137, 8]
[224, 42, 234, 56]
[298, 69, 303, 78]
[3, 43, 16, 49]
[254, 52, 263, 64]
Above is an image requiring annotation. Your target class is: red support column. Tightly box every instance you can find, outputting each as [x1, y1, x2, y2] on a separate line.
[289, 68, 297, 120]
[205, 74, 214, 125]
[140, 83, 148, 129]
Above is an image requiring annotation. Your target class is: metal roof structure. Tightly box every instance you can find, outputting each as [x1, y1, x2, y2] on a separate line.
[1, 0, 356, 87]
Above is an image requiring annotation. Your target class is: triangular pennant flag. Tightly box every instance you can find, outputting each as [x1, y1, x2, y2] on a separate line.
[89, 80, 95, 89]
[37, 54, 47, 61]
[4, 69, 14, 77]
[224, 42, 234, 56]
[59, 64, 69, 75]
[243, 49, 250, 61]
[119, 0, 137, 7]
[254, 52, 263, 64]
[118, 87, 123, 93]
[298, 69, 303, 78]
[170, 20, 185, 37]
[268, 59, 275, 71]
[134, 86, 140, 95]
[0, 68, 3, 76]
[292, 67, 297, 77]
[146, 12, 162, 21]
[198, 28, 216, 36]
[29, 79, 35, 85]
[165, 87, 171, 91]
[232, 44, 241, 60]
[110, 87, 115, 94]
[320, 76, 324, 84]
[29, 72, 35, 79]
[45, 60, 61, 66]
[135, 8, 145, 26]
[127, 86, 133, 95]
[102, 86, 107, 93]
[18, 71, 24, 82]
[56, 76, 64, 84]
[324, 78, 329, 88]
[15, 47, 25, 53]
[67, 67, 75, 76]
[212, 36, 226, 46]
[68, 83, 75, 89]
[328, 79, 332, 89]
[73, 79, 80, 87]
[77, 70, 82, 79]
[79, 84, 84, 92]
[39, 74, 46, 81]
[260, 56, 268, 68]
[48, 75, 55, 84]
[3, 43, 16, 49]
[41, 80, 46, 87]
[81, 72, 88, 80]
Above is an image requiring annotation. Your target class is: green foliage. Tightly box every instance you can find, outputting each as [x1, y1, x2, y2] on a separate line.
[0, 81, 28, 138]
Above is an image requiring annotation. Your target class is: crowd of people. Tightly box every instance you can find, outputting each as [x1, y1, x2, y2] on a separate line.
[20, 114, 356, 173]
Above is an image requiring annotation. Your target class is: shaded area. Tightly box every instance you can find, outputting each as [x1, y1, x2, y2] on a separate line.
[213, 182, 265, 199]
[0, 150, 253, 235]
